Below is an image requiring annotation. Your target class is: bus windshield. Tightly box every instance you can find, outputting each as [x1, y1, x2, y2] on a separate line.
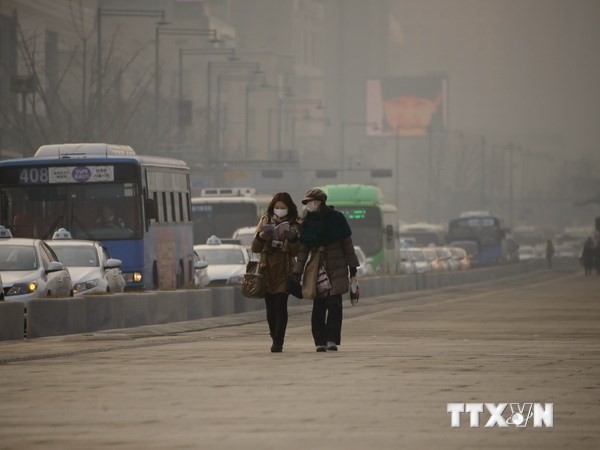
[192, 202, 258, 244]
[334, 206, 382, 255]
[448, 217, 501, 246]
[1, 183, 143, 240]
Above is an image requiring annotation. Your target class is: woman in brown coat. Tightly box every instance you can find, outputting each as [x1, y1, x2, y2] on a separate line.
[293, 188, 359, 352]
[251, 192, 300, 352]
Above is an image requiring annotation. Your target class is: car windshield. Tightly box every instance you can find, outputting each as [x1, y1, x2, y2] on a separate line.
[197, 248, 246, 265]
[48, 245, 99, 267]
[0, 245, 38, 271]
[234, 231, 255, 248]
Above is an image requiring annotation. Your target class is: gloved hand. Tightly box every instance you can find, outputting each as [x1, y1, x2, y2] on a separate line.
[259, 229, 273, 241]
[349, 266, 357, 277]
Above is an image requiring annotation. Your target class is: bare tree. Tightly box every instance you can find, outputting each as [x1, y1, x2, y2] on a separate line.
[0, 1, 157, 156]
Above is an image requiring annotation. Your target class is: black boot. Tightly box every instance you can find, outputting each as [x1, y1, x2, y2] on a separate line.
[271, 340, 283, 352]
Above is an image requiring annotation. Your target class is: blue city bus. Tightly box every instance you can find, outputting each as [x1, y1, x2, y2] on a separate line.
[0, 143, 194, 290]
[446, 214, 506, 266]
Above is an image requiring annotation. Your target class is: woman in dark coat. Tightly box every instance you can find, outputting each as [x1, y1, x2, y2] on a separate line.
[251, 192, 300, 352]
[581, 237, 595, 276]
[293, 188, 359, 352]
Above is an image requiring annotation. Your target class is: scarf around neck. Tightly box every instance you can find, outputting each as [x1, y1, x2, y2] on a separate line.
[299, 206, 351, 247]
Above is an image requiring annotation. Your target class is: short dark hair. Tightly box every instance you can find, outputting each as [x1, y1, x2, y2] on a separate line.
[266, 192, 298, 221]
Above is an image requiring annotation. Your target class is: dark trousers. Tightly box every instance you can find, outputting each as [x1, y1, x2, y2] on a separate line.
[265, 292, 289, 345]
[311, 294, 343, 346]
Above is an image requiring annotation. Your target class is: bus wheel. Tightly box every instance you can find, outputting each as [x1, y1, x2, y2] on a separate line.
[153, 261, 159, 289]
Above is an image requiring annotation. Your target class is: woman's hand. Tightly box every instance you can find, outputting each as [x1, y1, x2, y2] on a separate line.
[259, 229, 273, 241]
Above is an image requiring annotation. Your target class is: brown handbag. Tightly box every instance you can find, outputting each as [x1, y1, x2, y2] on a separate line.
[241, 253, 266, 299]
[302, 246, 324, 300]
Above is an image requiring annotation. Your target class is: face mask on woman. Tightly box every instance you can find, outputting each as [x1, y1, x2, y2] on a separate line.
[273, 208, 288, 218]
[306, 201, 319, 212]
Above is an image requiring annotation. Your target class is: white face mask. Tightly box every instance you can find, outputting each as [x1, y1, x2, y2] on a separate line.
[273, 208, 288, 218]
[306, 201, 319, 212]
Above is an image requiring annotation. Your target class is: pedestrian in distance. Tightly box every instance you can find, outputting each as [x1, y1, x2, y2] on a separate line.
[251, 192, 300, 353]
[292, 187, 360, 352]
[545, 239, 554, 269]
[595, 238, 600, 276]
[581, 237, 595, 276]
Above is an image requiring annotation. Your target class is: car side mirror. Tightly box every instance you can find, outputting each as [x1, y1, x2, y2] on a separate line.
[105, 258, 122, 269]
[144, 197, 158, 221]
[46, 261, 64, 273]
[195, 260, 208, 270]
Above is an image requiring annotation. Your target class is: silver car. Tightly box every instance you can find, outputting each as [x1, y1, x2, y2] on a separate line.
[0, 227, 72, 302]
[46, 237, 125, 296]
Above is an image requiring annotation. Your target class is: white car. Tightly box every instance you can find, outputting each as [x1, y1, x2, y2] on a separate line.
[194, 236, 249, 286]
[232, 226, 259, 261]
[0, 226, 72, 302]
[399, 249, 416, 274]
[518, 245, 536, 261]
[45, 233, 125, 296]
[406, 248, 430, 274]
[354, 246, 375, 276]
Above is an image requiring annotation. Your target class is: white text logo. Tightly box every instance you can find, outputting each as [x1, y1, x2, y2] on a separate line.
[447, 403, 553, 428]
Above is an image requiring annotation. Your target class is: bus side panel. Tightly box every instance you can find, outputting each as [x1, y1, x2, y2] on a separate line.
[145, 224, 194, 289]
[101, 239, 144, 289]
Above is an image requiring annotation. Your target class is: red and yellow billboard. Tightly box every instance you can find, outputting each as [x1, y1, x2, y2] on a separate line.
[366, 75, 448, 136]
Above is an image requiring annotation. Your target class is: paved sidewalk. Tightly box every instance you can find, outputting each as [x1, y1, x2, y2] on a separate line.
[0, 270, 599, 449]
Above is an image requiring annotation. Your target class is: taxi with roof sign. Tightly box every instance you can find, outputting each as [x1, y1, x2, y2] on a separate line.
[45, 228, 125, 296]
[193, 235, 249, 286]
[0, 225, 72, 302]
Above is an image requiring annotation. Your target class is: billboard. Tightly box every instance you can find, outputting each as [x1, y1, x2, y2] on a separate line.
[366, 74, 448, 136]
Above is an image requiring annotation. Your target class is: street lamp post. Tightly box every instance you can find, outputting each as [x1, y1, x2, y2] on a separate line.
[215, 72, 264, 159]
[155, 27, 220, 151]
[177, 47, 236, 147]
[96, 8, 167, 139]
[277, 98, 323, 159]
[205, 61, 261, 160]
[244, 83, 289, 159]
[340, 121, 378, 182]
[395, 125, 400, 207]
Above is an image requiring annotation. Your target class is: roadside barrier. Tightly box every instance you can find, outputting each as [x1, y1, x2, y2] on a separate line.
[0, 258, 579, 341]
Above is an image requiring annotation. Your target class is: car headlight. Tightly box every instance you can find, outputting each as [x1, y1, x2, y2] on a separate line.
[7, 282, 38, 296]
[73, 278, 99, 294]
[123, 272, 143, 283]
[228, 275, 243, 284]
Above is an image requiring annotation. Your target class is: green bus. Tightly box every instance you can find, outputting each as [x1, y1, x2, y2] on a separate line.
[319, 184, 398, 272]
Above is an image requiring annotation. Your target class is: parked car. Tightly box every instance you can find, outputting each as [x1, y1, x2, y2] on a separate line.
[434, 247, 454, 271]
[0, 226, 72, 302]
[422, 247, 444, 272]
[399, 249, 416, 274]
[354, 246, 375, 276]
[405, 248, 430, 274]
[518, 245, 536, 261]
[449, 240, 480, 267]
[45, 230, 126, 296]
[193, 235, 249, 286]
[449, 247, 471, 270]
